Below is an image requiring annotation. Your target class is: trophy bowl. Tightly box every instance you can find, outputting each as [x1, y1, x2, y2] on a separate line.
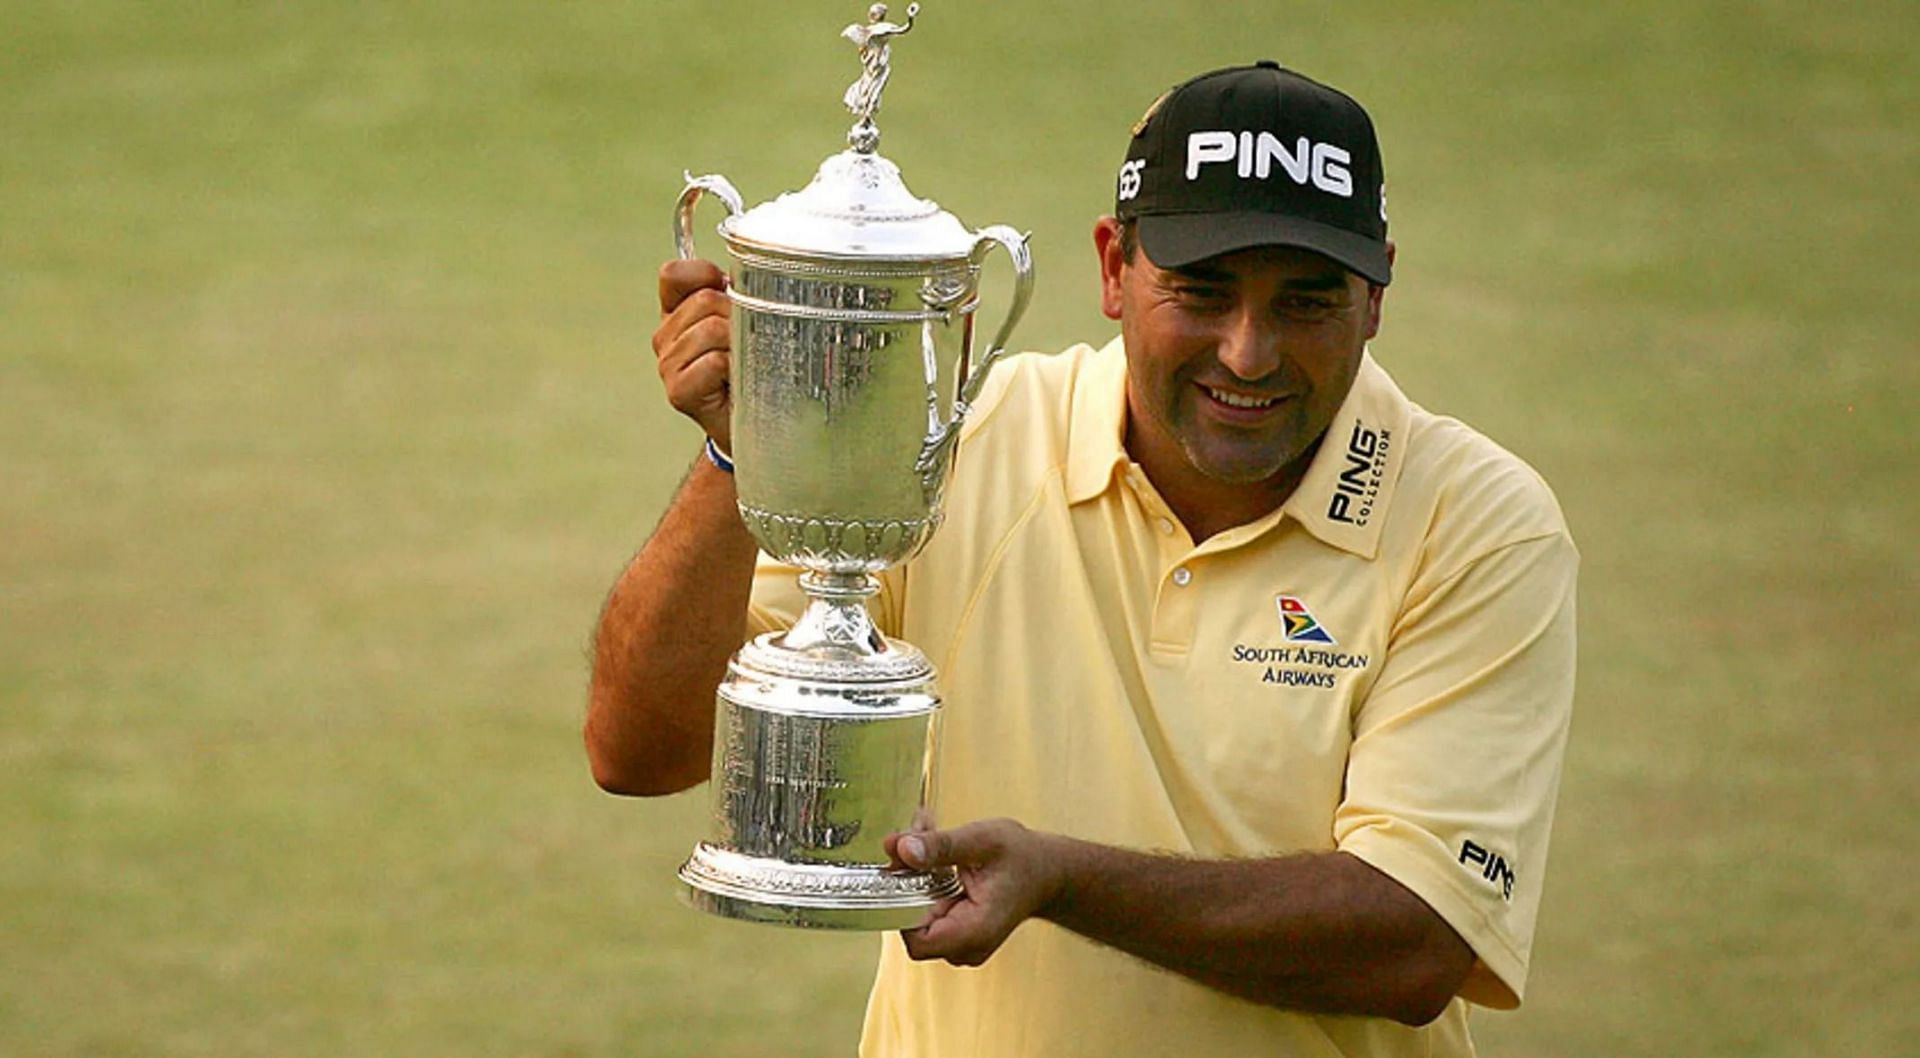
[679, 154, 1030, 575]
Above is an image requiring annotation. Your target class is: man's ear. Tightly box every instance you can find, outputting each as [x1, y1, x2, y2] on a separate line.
[1093, 216, 1126, 321]
[1365, 239, 1396, 340]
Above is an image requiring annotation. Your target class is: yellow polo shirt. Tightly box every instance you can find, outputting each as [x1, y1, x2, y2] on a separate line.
[746, 338, 1577, 1058]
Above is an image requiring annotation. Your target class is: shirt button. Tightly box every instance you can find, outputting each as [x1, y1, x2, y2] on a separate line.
[1157, 517, 1175, 535]
[1171, 566, 1192, 587]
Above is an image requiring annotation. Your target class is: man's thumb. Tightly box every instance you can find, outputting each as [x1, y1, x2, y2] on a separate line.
[901, 821, 1005, 869]
[898, 833, 936, 869]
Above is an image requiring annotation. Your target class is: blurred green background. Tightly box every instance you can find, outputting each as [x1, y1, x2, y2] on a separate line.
[4, 1, 1915, 1054]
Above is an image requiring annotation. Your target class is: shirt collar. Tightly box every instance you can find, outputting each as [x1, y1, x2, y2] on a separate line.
[1280, 352, 1411, 560]
[1064, 338, 1411, 560]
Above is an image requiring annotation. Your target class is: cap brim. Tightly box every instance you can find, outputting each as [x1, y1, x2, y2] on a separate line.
[1137, 213, 1392, 286]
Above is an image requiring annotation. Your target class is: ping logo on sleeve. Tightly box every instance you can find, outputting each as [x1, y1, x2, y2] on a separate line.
[1460, 839, 1515, 901]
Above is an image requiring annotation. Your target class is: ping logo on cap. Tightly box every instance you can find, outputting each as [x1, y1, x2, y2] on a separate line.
[1185, 130, 1353, 197]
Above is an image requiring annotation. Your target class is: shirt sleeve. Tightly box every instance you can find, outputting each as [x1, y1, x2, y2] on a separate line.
[1333, 530, 1578, 1009]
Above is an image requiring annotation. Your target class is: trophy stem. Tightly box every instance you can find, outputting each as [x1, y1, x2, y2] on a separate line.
[777, 570, 887, 658]
[799, 569, 879, 600]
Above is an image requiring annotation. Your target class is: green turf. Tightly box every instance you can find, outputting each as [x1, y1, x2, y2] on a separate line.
[4, 2, 1915, 1055]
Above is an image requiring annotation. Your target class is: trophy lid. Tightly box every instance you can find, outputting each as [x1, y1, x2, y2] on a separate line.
[718, 3, 972, 262]
[721, 149, 975, 261]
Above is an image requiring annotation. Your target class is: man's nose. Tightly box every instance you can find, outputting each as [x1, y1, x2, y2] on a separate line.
[1217, 307, 1283, 381]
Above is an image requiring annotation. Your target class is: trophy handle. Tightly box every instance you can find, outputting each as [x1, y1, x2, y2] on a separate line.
[914, 225, 1033, 496]
[959, 225, 1033, 408]
[675, 172, 745, 259]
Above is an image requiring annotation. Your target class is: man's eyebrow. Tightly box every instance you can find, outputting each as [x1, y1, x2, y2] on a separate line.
[1164, 264, 1351, 291]
[1167, 263, 1234, 282]
[1278, 273, 1350, 292]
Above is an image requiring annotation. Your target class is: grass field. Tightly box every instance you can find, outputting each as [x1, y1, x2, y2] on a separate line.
[4, 2, 1915, 1055]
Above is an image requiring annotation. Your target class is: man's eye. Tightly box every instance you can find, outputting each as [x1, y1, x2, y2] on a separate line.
[1175, 286, 1229, 302]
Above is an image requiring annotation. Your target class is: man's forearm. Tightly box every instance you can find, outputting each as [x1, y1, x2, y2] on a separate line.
[1038, 837, 1472, 1025]
[585, 455, 758, 796]
[897, 822, 1473, 1026]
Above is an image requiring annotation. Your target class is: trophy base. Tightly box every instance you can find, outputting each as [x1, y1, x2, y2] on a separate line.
[679, 842, 962, 931]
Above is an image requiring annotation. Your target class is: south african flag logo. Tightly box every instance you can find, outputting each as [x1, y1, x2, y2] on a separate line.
[1275, 595, 1336, 645]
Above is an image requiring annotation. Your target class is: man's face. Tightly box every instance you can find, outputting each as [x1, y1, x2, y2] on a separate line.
[1096, 217, 1388, 492]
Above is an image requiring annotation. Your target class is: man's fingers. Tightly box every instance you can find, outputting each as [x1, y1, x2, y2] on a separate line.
[653, 288, 731, 360]
[663, 349, 730, 420]
[899, 819, 1011, 870]
[656, 309, 730, 376]
[658, 258, 726, 316]
[900, 901, 1002, 967]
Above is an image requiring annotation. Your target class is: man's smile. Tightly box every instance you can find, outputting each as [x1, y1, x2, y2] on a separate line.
[1197, 382, 1290, 421]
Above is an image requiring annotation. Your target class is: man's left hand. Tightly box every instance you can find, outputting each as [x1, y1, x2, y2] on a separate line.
[887, 818, 1066, 967]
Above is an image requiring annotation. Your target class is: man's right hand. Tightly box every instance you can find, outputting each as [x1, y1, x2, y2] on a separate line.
[653, 258, 734, 453]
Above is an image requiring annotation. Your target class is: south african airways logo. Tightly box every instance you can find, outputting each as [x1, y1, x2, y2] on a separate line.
[1275, 595, 1336, 645]
[1232, 597, 1363, 688]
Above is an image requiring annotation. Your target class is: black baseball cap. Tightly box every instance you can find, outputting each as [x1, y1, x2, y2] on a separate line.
[1115, 61, 1391, 285]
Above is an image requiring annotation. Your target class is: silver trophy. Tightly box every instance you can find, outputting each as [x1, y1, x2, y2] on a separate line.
[671, 3, 1033, 929]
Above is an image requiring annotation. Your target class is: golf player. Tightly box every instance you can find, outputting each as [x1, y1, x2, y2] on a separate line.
[588, 62, 1577, 1057]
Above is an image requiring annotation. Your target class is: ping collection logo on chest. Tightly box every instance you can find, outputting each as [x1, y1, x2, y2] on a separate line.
[1228, 595, 1372, 689]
